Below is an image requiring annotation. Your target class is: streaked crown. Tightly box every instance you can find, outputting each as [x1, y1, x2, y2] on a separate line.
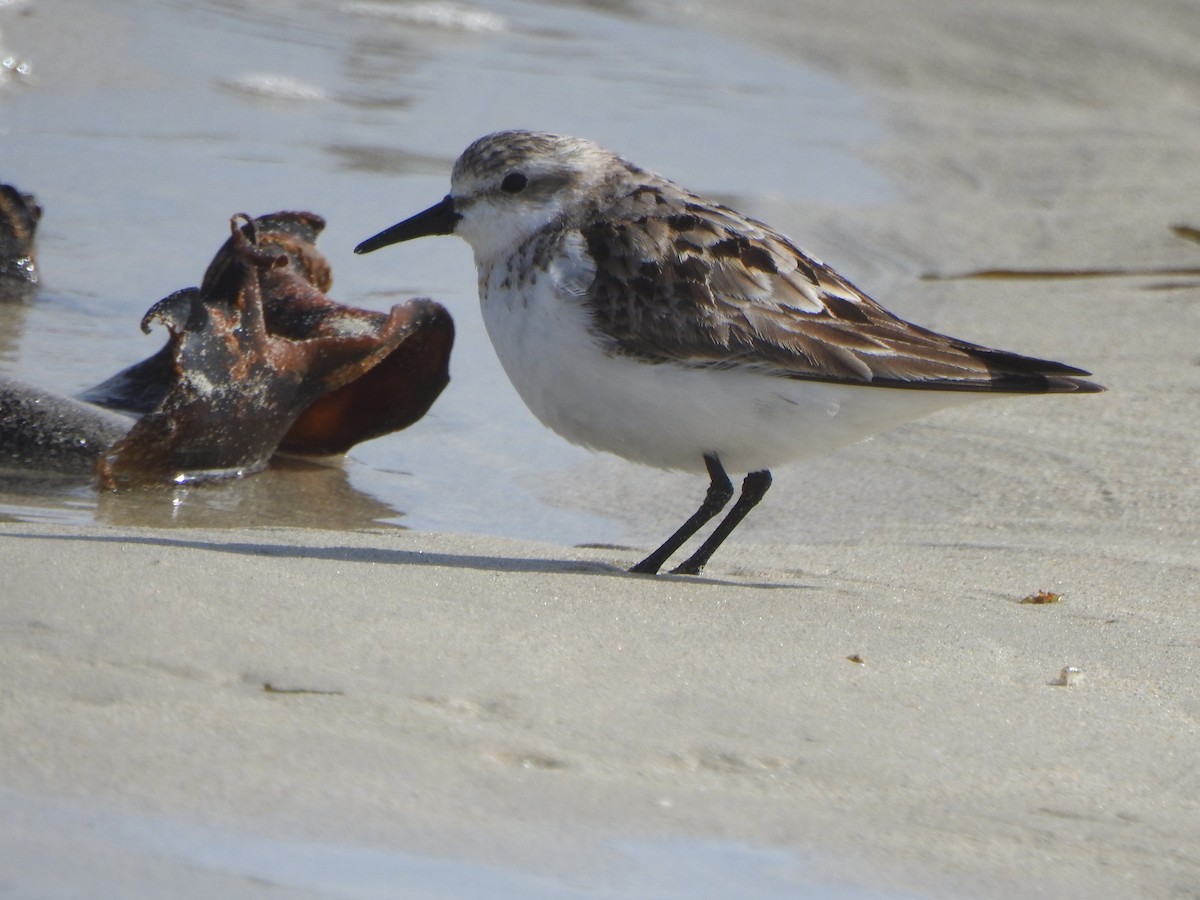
[448, 130, 634, 261]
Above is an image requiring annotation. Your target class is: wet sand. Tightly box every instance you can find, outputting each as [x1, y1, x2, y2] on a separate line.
[3, 0, 1199, 895]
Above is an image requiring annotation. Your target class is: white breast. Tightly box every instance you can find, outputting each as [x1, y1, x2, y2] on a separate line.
[476, 240, 985, 475]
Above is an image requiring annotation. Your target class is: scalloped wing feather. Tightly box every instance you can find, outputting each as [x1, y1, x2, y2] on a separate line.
[573, 178, 1100, 393]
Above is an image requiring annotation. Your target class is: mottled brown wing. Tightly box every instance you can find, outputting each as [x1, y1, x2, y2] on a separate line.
[576, 182, 1101, 393]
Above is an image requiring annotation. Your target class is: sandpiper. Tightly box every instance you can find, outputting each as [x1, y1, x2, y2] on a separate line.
[357, 130, 1102, 575]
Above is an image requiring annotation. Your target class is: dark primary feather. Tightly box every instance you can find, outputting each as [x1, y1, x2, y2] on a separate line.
[573, 171, 1102, 394]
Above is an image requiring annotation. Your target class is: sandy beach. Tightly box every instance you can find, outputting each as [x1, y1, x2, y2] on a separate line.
[2, 0, 1198, 896]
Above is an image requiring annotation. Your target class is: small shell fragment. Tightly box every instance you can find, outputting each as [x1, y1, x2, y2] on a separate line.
[1055, 666, 1083, 687]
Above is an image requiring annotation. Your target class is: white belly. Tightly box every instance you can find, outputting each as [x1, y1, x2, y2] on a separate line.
[479, 275, 984, 475]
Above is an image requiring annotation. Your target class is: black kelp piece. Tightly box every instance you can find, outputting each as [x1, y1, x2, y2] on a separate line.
[0, 375, 131, 476]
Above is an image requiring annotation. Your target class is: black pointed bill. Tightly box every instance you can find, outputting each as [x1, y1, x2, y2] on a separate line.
[354, 195, 461, 255]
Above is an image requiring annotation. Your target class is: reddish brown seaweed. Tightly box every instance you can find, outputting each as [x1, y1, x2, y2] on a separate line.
[87, 211, 453, 458]
[211, 212, 453, 455]
[98, 214, 452, 487]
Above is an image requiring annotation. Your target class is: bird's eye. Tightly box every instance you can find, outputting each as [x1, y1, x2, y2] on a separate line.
[500, 172, 528, 194]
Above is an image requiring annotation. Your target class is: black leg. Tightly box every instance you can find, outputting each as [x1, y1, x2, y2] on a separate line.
[670, 469, 772, 575]
[630, 454, 733, 575]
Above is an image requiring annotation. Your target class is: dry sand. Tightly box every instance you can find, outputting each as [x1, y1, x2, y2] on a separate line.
[2, 0, 1198, 896]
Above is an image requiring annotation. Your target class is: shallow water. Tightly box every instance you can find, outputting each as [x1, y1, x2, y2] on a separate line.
[0, 790, 911, 898]
[0, 0, 891, 541]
